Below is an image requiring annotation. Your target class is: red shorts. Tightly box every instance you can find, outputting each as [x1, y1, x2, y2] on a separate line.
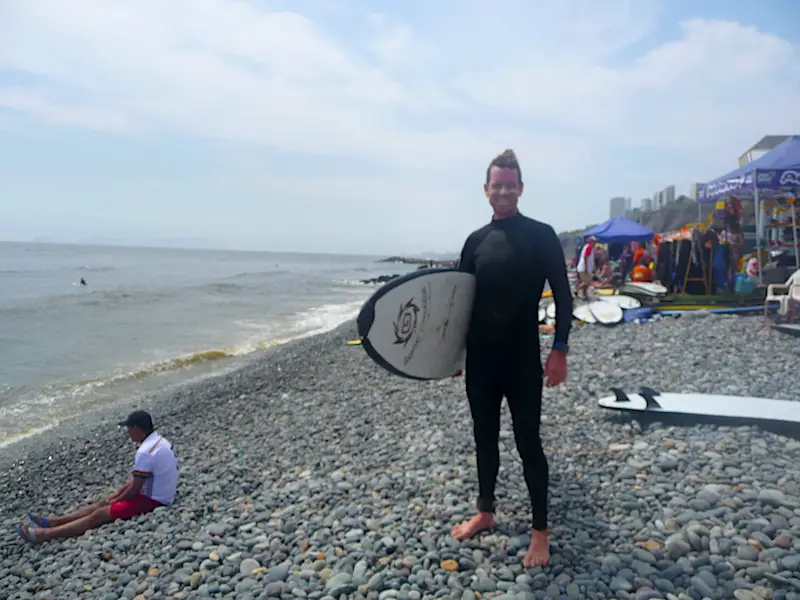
[109, 494, 164, 521]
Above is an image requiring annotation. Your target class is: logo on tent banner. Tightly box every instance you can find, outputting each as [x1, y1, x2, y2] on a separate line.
[780, 170, 800, 186]
[757, 171, 776, 185]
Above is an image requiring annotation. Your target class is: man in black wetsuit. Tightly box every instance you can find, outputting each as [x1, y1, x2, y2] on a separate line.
[451, 149, 572, 568]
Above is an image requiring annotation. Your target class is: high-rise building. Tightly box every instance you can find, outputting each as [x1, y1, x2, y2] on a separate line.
[664, 185, 676, 205]
[689, 183, 704, 202]
[657, 190, 665, 208]
[641, 197, 653, 212]
[739, 135, 791, 167]
[609, 196, 627, 218]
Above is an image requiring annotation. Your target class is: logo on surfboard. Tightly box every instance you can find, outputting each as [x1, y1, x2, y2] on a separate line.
[393, 299, 419, 346]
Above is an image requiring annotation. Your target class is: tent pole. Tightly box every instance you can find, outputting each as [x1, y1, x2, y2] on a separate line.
[792, 198, 799, 272]
[755, 183, 763, 285]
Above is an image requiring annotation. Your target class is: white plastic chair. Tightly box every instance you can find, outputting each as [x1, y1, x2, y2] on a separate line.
[786, 285, 800, 322]
[765, 269, 800, 317]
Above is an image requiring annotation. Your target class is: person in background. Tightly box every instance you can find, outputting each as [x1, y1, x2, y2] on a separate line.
[18, 410, 178, 544]
[575, 236, 596, 299]
[595, 246, 613, 287]
[728, 222, 745, 284]
[618, 243, 633, 283]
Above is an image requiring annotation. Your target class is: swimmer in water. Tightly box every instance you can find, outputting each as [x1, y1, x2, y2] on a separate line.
[80, 278, 87, 286]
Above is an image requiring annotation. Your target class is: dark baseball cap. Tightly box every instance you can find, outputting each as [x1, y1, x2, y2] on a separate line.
[118, 410, 153, 431]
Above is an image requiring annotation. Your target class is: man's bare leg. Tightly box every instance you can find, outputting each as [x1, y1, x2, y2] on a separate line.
[524, 529, 551, 567]
[451, 511, 495, 541]
[31, 499, 109, 527]
[22, 506, 113, 543]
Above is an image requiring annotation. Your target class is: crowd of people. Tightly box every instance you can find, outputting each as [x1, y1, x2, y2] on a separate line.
[572, 235, 659, 298]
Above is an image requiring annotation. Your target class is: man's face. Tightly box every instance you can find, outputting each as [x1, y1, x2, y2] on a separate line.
[126, 425, 144, 443]
[484, 166, 523, 219]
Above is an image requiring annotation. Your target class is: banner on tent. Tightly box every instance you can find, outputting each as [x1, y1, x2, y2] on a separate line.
[700, 169, 800, 202]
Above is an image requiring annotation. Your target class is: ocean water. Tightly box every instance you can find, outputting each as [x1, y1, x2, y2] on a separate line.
[0, 241, 414, 446]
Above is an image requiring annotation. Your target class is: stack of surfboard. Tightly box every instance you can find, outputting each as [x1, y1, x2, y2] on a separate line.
[538, 292, 641, 326]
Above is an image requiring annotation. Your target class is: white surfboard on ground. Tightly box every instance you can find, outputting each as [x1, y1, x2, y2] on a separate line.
[620, 282, 668, 296]
[598, 388, 800, 425]
[572, 304, 596, 323]
[600, 295, 641, 310]
[357, 268, 475, 380]
[774, 324, 800, 338]
[574, 301, 623, 325]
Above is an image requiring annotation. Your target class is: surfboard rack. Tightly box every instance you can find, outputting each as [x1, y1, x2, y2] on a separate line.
[639, 387, 662, 409]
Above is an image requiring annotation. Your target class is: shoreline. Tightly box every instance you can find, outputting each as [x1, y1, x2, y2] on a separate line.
[2, 315, 799, 600]
[0, 320, 357, 470]
[0, 297, 368, 449]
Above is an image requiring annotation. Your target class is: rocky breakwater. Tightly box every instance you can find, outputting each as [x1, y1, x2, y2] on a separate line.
[378, 257, 456, 267]
[0, 316, 799, 600]
[359, 274, 401, 285]
[359, 256, 457, 285]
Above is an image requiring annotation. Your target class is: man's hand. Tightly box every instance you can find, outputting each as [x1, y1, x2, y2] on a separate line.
[544, 350, 567, 387]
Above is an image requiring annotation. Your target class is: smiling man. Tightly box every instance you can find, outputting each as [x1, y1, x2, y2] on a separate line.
[453, 149, 572, 568]
[18, 410, 178, 544]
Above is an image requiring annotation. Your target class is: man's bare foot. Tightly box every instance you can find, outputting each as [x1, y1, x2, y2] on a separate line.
[451, 512, 495, 541]
[523, 529, 550, 567]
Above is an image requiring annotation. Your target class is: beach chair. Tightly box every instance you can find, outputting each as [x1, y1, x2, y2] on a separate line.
[765, 269, 800, 318]
[787, 285, 800, 323]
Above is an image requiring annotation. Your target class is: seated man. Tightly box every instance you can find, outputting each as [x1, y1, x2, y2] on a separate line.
[18, 410, 178, 544]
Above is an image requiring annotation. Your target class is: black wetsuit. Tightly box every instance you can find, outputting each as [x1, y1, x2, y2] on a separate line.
[458, 211, 572, 531]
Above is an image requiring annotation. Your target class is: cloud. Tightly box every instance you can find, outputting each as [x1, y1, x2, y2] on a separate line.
[1, 0, 799, 244]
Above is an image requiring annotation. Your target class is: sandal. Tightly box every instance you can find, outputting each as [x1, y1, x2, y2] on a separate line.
[17, 524, 40, 545]
[27, 512, 50, 528]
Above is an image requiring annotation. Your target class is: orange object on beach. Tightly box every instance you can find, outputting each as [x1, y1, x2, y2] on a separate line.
[632, 265, 654, 282]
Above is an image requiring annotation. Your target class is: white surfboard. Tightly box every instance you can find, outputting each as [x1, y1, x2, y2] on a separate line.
[573, 303, 596, 324]
[774, 324, 800, 338]
[546, 303, 557, 319]
[574, 301, 623, 324]
[356, 268, 475, 380]
[589, 301, 624, 324]
[620, 282, 668, 296]
[598, 388, 800, 424]
[600, 295, 641, 310]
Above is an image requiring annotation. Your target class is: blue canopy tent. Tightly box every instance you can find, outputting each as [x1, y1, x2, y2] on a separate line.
[583, 216, 654, 244]
[698, 135, 800, 282]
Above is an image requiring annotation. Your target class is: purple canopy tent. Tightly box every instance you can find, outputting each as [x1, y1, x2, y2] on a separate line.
[583, 216, 654, 244]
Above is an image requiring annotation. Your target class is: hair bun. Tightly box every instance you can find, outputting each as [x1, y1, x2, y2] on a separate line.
[500, 149, 516, 158]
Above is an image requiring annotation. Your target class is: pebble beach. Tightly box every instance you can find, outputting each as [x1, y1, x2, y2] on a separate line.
[1, 315, 799, 600]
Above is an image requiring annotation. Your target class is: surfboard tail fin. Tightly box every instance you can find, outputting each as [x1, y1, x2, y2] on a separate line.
[639, 387, 662, 409]
[610, 388, 630, 403]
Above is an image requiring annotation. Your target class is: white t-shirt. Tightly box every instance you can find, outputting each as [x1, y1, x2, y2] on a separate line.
[133, 432, 179, 505]
[577, 244, 595, 273]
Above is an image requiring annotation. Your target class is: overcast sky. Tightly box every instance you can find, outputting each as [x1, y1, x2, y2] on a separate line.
[1, 0, 799, 255]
